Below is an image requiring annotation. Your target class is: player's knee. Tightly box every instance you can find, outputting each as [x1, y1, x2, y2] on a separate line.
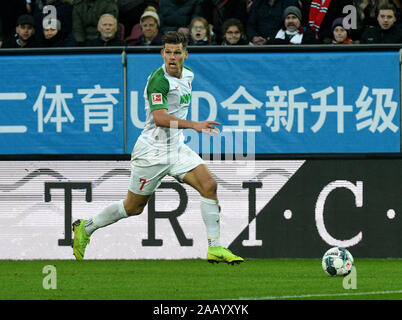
[126, 206, 145, 216]
[124, 203, 146, 216]
[201, 177, 217, 198]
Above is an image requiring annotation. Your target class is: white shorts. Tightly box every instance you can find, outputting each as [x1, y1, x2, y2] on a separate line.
[128, 138, 205, 195]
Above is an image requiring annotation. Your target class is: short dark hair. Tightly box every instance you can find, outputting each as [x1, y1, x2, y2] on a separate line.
[377, 3, 397, 17]
[162, 31, 188, 50]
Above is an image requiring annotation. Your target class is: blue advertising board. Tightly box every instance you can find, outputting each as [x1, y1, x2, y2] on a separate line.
[127, 51, 400, 155]
[0, 54, 124, 154]
[0, 51, 400, 155]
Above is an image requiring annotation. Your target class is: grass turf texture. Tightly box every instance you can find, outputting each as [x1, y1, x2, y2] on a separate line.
[0, 259, 401, 300]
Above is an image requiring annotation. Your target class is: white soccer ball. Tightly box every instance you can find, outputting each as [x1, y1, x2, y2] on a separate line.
[322, 247, 354, 276]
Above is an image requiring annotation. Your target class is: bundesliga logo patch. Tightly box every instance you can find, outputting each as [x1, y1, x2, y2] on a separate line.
[152, 93, 163, 105]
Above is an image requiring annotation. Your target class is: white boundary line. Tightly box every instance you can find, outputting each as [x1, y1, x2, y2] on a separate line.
[238, 290, 402, 300]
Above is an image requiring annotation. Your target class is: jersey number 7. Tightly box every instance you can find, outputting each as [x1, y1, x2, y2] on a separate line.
[139, 178, 147, 191]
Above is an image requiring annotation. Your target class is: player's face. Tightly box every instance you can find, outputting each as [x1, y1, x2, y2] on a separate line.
[377, 9, 396, 30]
[161, 43, 188, 78]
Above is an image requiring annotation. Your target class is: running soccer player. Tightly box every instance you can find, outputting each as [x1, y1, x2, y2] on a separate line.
[72, 31, 244, 265]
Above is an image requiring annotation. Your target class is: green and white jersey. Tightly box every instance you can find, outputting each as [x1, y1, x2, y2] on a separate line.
[138, 64, 194, 147]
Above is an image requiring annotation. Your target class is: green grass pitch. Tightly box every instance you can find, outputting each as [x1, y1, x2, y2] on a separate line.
[0, 259, 401, 300]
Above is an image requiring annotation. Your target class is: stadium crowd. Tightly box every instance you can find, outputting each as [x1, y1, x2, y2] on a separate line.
[0, 0, 401, 48]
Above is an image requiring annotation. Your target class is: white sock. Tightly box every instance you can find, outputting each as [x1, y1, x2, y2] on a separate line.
[85, 200, 128, 235]
[200, 196, 220, 247]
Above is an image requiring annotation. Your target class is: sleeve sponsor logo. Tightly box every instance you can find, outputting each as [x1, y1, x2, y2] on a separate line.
[151, 93, 163, 105]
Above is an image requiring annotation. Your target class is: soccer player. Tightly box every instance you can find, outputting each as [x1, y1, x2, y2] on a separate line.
[72, 31, 244, 265]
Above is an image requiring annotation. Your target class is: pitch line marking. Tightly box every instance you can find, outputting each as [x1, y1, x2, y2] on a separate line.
[238, 290, 402, 300]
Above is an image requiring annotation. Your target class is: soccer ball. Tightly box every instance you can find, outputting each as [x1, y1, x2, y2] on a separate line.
[322, 247, 354, 276]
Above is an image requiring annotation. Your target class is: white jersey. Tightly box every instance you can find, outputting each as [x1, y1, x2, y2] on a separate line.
[138, 64, 194, 148]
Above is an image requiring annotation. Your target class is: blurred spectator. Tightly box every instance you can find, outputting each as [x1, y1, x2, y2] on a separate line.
[38, 18, 75, 47]
[188, 16, 216, 45]
[201, 0, 248, 44]
[247, 0, 299, 45]
[26, 0, 33, 13]
[352, 0, 401, 39]
[331, 17, 353, 43]
[390, 0, 402, 23]
[158, 0, 204, 36]
[0, 0, 28, 41]
[127, 9, 162, 45]
[33, 0, 73, 43]
[355, 0, 399, 29]
[86, 13, 126, 46]
[360, 2, 402, 43]
[3, 14, 38, 48]
[118, 0, 158, 38]
[220, 18, 250, 45]
[300, 0, 354, 44]
[0, 17, 3, 48]
[246, 0, 253, 12]
[270, 5, 318, 44]
[72, 0, 118, 46]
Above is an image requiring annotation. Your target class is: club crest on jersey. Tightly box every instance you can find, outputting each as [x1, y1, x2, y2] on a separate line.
[152, 93, 163, 105]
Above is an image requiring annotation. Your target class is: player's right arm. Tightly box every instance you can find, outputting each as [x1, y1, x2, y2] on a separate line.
[152, 109, 220, 136]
